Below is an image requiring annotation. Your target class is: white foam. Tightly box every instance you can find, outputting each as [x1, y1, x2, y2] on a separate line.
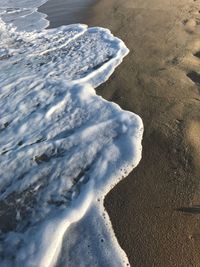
[0, 0, 49, 31]
[0, 9, 143, 267]
[1, 0, 47, 8]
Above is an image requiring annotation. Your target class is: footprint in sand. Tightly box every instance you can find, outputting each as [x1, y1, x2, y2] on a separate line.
[182, 0, 200, 33]
[182, 18, 200, 33]
[187, 70, 200, 85]
[193, 50, 200, 58]
[186, 50, 200, 86]
[186, 119, 200, 166]
[181, 4, 200, 85]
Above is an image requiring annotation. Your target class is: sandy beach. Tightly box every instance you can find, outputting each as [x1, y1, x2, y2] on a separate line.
[1, 0, 200, 266]
[85, 0, 200, 266]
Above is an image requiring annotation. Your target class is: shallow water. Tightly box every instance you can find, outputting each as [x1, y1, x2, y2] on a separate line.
[39, 0, 97, 28]
[0, 1, 143, 266]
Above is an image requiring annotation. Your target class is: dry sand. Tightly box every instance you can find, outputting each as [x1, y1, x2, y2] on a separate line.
[86, 0, 200, 266]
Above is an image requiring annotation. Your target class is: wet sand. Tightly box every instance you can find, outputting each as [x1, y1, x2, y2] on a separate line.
[39, 0, 97, 28]
[39, 0, 200, 266]
[86, 0, 200, 266]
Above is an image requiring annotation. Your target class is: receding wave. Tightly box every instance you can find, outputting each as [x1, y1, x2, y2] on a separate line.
[0, 2, 143, 267]
[0, 0, 49, 31]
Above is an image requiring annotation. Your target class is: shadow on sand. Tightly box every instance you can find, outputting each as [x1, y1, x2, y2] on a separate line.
[177, 205, 200, 214]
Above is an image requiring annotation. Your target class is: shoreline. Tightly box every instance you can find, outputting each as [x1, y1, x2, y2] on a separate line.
[86, 0, 200, 266]
[38, 0, 98, 28]
[0, 12, 139, 267]
[13, 0, 200, 265]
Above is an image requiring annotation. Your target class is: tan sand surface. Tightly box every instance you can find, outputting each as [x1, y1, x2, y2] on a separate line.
[87, 0, 200, 266]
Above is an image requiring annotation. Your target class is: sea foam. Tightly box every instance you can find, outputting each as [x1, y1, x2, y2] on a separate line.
[0, 0, 49, 31]
[0, 2, 143, 267]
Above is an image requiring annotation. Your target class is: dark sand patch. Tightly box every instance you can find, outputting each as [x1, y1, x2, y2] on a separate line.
[38, 0, 97, 28]
[177, 206, 200, 214]
[187, 71, 200, 85]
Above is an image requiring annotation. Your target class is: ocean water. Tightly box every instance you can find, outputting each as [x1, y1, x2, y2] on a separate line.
[0, 1, 143, 267]
[0, 0, 49, 31]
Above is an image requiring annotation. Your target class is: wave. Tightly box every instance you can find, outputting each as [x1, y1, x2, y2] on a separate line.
[0, 0, 49, 31]
[0, 2, 143, 267]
